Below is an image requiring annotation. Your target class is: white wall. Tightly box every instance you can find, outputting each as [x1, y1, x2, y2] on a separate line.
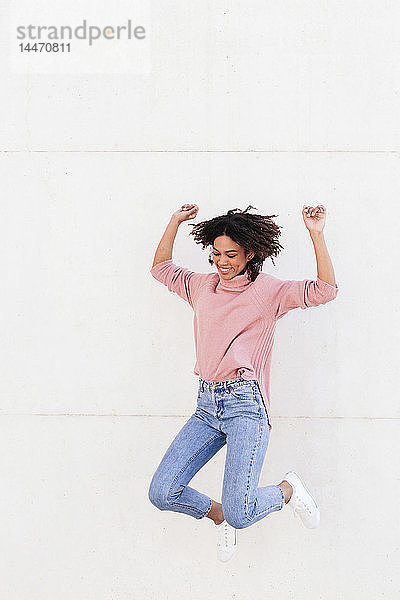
[1, 2, 399, 599]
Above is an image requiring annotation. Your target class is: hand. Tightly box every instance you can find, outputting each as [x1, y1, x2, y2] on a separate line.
[171, 204, 199, 224]
[302, 205, 326, 233]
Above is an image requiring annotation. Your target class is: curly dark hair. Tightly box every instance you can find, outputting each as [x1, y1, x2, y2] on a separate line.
[187, 205, 284, 281]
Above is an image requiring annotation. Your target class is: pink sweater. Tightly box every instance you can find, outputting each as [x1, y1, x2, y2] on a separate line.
[150, 259, 338, 421]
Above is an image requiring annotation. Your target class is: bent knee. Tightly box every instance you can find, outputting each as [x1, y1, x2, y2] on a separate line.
[148, 475, 171, 511]
[223, 508, 251, 530]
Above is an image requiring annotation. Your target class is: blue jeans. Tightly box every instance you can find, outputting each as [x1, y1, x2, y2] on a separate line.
[148, 376, 285, 529]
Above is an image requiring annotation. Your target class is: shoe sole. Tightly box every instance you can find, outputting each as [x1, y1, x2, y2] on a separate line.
[218, 549, 236, 563]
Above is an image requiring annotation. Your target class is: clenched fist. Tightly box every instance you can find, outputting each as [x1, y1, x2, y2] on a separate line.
[171, 204, 199, 225]
[302, 205, 326, 233]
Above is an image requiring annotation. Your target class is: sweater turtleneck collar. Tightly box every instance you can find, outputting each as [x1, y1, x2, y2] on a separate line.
[216, 269, 253, 292]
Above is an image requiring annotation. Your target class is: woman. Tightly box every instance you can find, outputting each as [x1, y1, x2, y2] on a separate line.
[148, 204, 338, 562]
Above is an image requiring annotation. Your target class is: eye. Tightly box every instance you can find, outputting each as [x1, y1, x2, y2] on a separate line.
[212, 251, 237, 258]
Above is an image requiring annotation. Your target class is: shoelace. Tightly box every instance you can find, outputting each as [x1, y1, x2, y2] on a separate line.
[217, 522, 235, 549]
[217, 523, 228, 549]
[292, 494, 312, 517]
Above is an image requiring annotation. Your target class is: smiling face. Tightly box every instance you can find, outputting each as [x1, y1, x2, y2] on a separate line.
[212, 235, 255, 280]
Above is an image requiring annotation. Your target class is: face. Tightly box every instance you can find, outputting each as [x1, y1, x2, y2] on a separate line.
[212, 235, 255, 280]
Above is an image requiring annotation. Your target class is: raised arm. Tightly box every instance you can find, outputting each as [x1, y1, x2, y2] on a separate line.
[150, 204, 208, 308]
[261, 205, 339, 320]
[303, 205, 337, 287]
[152, 203, 199, 268]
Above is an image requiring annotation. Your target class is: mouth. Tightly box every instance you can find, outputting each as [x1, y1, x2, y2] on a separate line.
[218, 267, 232, 274]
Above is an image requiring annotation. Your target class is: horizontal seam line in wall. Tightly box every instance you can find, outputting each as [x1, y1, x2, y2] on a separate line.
[2, 150, 400, 154]
[0, 414, 399, 419]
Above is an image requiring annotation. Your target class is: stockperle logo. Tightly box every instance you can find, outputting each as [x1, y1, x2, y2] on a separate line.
[16, 19, 146, 46]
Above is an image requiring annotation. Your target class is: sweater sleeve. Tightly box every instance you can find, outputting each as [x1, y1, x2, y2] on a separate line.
[150, 259, 208, 309]
[262, 274, 339, 320]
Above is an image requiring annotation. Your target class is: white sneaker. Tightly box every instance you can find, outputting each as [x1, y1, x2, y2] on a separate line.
[283, 471, 320, 529]
[214, 520, 237, 562]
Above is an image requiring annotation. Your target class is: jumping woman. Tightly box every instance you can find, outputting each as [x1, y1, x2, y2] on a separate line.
[148, 204, 338, 562]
